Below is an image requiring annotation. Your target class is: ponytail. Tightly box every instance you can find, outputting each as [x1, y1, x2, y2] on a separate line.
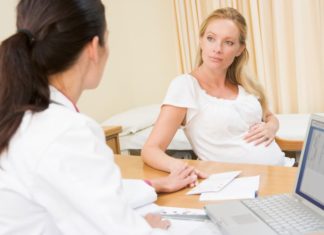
[0, 31, 49, 154]
[0, 0, 106, 155]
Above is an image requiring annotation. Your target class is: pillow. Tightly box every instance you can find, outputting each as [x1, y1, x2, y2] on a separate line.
[101, 104, 160, 136]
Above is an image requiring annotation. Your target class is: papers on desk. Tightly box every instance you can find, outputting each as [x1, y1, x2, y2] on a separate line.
[166, 219, 221, 235]
[200, 175, 260, 201]
[125, 175, 259, 234]
[186, 171, 241, 195]
[186, 171, 260, 201]
[160, 207, 221, 235]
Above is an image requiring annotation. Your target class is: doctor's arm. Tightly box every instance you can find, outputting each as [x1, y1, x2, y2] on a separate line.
[37, 123, 167, 234]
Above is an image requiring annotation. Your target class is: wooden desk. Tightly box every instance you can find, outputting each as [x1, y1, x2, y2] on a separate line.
[103, 126, 122, 154]
[275, 136, 304, 152]
[114, 155, 298, 209]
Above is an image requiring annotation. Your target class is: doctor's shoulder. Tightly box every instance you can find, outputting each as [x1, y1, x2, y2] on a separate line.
[29, 102, 104, 141]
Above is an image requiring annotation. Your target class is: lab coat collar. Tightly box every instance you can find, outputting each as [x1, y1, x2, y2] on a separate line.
[49, 86, 79, 112]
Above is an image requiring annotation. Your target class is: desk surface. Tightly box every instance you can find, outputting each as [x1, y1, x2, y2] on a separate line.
[115, 155, 298, 209]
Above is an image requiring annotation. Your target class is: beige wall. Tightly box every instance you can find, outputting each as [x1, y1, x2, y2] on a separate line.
[80, 0, 179, 122]
[0, 1, 16, 40]
[0, 0, 179, 122]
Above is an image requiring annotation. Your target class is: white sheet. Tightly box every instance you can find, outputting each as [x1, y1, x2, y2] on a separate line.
[102, 104, 160, 136]
[276, 113, 324, 141]
[119, 126, 192, 151]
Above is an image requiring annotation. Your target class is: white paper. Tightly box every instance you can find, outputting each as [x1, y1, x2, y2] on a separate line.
[167, 219, 221, 235]
[122, 179, 157, 208]
[159, 206, 207, 217]
[200, 175, 260, 201]
[159, 207, 222, 235]
[186, 171, 241, 195]
[136, 205, 222, 234]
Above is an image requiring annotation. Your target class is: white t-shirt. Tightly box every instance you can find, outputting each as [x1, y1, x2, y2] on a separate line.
[163, 74, 286, 166]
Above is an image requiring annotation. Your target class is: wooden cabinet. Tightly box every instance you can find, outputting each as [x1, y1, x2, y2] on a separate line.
[103, 126, 122, 154]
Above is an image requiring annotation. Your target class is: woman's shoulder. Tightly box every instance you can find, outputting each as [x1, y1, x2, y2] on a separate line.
[168, 74, 198, 91]
[166, 73, 198, 91]
[163, 74, 199, 109]
[171, 73, 193, 82]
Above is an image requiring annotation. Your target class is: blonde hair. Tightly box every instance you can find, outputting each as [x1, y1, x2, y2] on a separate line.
[196, 7, 268, 117]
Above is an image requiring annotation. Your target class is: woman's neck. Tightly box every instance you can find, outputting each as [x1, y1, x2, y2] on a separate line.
[195, 64, 227, 88]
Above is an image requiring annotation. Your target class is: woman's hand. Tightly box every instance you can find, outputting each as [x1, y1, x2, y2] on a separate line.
[170, 159, 208, 179]
[186, 166, 208, 187]
[244, 121, 276, 146]
[170, 160, 208, 187]
[144, 213, 170, 230]
[150, 162, 208, 193]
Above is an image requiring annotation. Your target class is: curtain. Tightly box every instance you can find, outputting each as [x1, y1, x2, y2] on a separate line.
[172, 0, 324, 113]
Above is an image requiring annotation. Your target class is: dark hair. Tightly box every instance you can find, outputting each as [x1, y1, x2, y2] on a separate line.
[0, 0, 106, 154]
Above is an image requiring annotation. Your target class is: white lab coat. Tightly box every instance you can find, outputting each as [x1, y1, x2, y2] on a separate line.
[0, 87, 167, 235]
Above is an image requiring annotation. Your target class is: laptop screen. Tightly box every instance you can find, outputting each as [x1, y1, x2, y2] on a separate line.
[296, 118, 324, 210]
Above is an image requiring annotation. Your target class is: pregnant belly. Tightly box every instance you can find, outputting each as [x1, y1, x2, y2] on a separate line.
[198, 140, 285, 166]
[240, 141, 285, 165]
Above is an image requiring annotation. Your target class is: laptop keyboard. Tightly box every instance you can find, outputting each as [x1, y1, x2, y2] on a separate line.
[242, 194, 324, 235]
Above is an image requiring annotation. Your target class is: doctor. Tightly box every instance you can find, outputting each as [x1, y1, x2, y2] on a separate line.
[0, 0, 197, 234]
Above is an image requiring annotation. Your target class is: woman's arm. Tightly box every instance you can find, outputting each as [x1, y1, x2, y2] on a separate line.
[244, 110, 279, 146]
[142, 105, 187, 172]
[142, 105, 207, 189]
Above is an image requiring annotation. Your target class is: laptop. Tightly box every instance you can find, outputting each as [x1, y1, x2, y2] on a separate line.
[205, 114, 324, 235]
